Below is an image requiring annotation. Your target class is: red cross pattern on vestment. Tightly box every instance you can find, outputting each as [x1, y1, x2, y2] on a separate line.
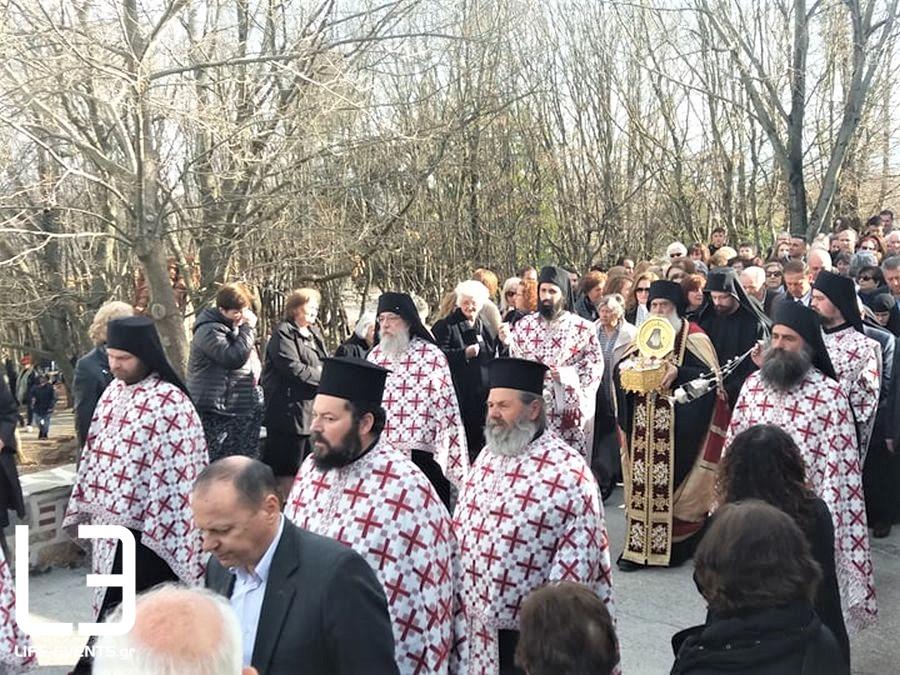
[727, 370, 877, 633]
[63, 373, 209, 618]
[453, 430, 615, 675]
[285, 440, 458, 675]
[368, 338, 469, 489]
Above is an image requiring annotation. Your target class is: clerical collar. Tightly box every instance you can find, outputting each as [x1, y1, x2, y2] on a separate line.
[823, 322, 851, 335]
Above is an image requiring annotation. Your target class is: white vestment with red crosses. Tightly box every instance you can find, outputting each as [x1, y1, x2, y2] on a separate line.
[508, 312, 603, 461]
[822, 326, 881, 460]
[64, 373, 208, 615]
[453, 431, 615, 674]
[368, 338, 469, 489]
[727, 369, 876, 632]
[285, 440, 460, 675]
[0, 548, 36, 672]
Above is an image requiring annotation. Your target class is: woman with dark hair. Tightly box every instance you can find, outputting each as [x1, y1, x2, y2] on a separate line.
[681, 274, 706, 319]
[672, 500, 848, 675]
[715, 425, 849, 664]
[856, 264, 887, 297]
[857, 233, 886, 263]
[624, 271, 658, 326]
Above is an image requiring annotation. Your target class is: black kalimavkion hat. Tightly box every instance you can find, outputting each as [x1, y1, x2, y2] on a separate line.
[376, 292, 435, 344]
[487, 358, 548, 396]
[538, 265, 575, 311]
[106, 316, 188, 392]
[813, 270, 864, 334]
[317, 357, 390, 405]
[770, 299, 837, 380]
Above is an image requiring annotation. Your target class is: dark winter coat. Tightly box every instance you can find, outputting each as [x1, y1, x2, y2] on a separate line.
[261, 321, 328, 436]
[187, 308, 257, 418]
[0, 376, 25, 528]
[334, 333, 371, 360]
[671, 600, 848, 675]
[575, 294, 599, 322]
[73, 346, 114, 446]
[31, 382, 56, 416]
[432, 309, 498, 458]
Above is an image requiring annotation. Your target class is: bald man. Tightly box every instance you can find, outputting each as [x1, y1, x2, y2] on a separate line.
[94, 584, 256, 675]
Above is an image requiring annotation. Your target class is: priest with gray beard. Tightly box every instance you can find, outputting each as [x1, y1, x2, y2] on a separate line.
[615, 280, 729, 571]
[367, 292, 468, 509]
[453, 358, 614, 675]
[727, 300, 877, 634]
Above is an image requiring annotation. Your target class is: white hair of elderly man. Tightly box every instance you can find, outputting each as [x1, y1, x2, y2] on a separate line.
[94, 584, 257, 675]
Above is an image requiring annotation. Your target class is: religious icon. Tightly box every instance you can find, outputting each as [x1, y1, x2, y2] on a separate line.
[620, 317, 676, 393]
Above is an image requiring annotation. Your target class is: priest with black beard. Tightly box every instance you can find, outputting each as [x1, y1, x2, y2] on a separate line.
[615, 280, 730, 571]
[284, 357, 459, 675]
[507, 266, 603, 461]
[727, 300, 877, 635]
[696, 268, 770, 407]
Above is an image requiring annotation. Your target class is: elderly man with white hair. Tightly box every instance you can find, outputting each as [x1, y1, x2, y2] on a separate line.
[433, 279, 499, 463]
[335, 312, 376, 360]
[885, 230, 900, 258]
[739, 265, 780, 316]
[807, 247, 833, 283]
[95, 584, 258, 675]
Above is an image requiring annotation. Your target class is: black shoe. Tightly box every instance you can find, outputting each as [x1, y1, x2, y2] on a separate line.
[600, 483, 615, 502]
[616, 557, 645, 572]
[873, 523, 892, 539]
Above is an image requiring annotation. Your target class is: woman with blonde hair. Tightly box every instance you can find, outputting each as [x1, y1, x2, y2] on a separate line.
[73, 301, 135, 447]
[261, 287, 328, 496]
[499, 277, 521, 314]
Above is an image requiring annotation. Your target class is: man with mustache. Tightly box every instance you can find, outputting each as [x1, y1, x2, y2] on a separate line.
[453, 358, 614, 675]
[285, 357, 458, 675]
[615, 280, 729, 572]
[507, 266, 603, 461]
[727, 300, 876, 635]
[368, 292, 468, 508]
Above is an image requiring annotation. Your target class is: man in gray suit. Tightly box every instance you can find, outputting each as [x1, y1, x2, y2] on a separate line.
[194, 457, 399, 675]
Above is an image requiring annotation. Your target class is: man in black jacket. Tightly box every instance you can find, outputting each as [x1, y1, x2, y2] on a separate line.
[196, 456, 398, 675]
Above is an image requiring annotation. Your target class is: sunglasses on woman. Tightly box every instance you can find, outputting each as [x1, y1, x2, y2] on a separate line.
[636, 287, 650, 293]
[858, 275, 876, 282]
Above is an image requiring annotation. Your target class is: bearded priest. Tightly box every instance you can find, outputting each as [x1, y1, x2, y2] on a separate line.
[615, 280, 729, 571]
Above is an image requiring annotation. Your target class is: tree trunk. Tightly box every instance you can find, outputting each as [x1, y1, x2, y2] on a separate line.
[135, 238, 190, 376]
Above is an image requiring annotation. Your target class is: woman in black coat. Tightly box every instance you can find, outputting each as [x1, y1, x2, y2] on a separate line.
[432, 282, 498, 463]
[261, 288, 328, 496]
[672, 500, 848, 675]
[712, 424, 850, 665]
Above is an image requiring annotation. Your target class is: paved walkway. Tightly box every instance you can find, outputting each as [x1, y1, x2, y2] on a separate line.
[17, 489, 900, 673]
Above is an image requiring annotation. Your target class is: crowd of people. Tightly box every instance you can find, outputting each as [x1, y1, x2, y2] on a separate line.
[0, 212, 897, 674]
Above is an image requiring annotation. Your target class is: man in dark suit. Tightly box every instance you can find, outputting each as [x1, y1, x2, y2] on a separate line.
[194, 457, 399, 675]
